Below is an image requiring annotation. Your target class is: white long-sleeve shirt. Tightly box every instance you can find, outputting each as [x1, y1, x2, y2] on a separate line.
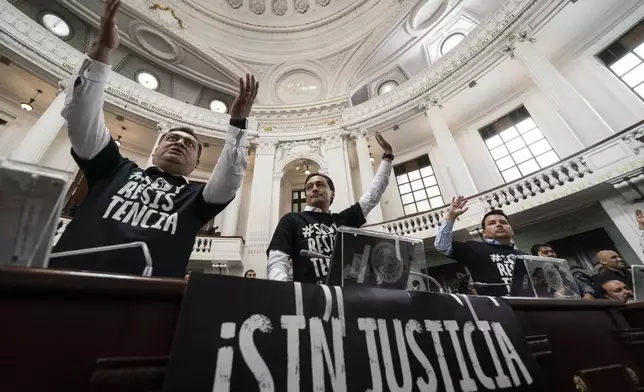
[266, 160, 393, 281]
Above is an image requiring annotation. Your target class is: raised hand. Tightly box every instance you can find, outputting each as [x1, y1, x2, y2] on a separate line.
[230, 74, 259, 120]
[446, 196, 469, 221]
[89, 0, 121, 63]
[375, 132, 393, 155]
[636, 209, 644, 229]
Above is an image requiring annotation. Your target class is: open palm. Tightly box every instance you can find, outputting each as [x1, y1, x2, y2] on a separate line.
[230, 74, 259, 119]
[98, 0, 121, 49]
[446, 196, 469, 220]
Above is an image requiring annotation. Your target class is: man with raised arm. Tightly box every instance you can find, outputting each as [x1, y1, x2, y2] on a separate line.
[434, 196, 526, 296]
[53, 0, 258, 277]
[266, 133, 394, 284]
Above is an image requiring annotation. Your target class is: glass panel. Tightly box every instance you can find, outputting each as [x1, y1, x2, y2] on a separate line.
[635, 83, 644, 98]
[500, 126, 519, 142]
[518, 159, 540, 176]
[622, 63, 644, 87]
[429, 196, 444, 208]
[441, 33, 465, 55]
[399, 183, 411, 195]
[502, 167, 522, 183]
[635, 42, 644, 59]
[535, 150, 559, 167]
[416, 200, 431, 212]
[423, 176, 437, 186]
[529, 139, 552, 156]
[522, 128, 544, 144]
[426, 186, 441, 197]
[292, 204, 298, 212]
[413, 189, 427, 201]
[411, 179, 424, 191]
[396, 173, 409, 184]
[300, 191, 306, 199]
[485, 135, 503, 149]
[516, 118, 537, 133]
[300, 202, 307, 211]
[511, 147, 532, 164]
[401, 193, 415, 204]
[490, 144, 510, 160]
[404, 203, 417, 215]
[496, 155, 515, 171]
[610, 53, 641, 76]
[420, 166, 434, 177]
[408, 170, 421, 181]
[506, 137, 526, 153]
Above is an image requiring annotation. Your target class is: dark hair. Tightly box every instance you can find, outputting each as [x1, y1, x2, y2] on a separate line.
[412, 280, 420, 286]
[244, 269, 256, 277]
[304, 172, 335, 205]
[481, 209, 510, 230]
[162, 127, 203, 161]
[530, 243, 551, 256]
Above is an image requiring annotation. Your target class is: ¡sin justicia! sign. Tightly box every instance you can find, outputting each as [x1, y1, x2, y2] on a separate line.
[162, 275, 541, 391]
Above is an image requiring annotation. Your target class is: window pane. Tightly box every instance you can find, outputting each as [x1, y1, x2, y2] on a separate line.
[522, 128, 544, 144]
[635, 42, 644, 59]
[420, 166, 434, 177]
[535, 150, 559, 167]
[423, 176, 437, 186]
[502, 167, 521, 183]
[610, 53, 641, 76]
[300, 203, 307, 211]
[429, 196, 444, 208]
[399, 183, 411, 195]
[518, 159, 539, 176]
[300, 191, 306, 199]
[496, 155, 515, 171]
[529, 139, 552, 156]
[408, 170, 421, 181]
[485, 135, 503, 149]
[413, 189, 427, 201]
[404, 204, 417, 215]
[416, 200, 430, 212]
[396, 174, 409, 184]
[292, 191, 298, 199]
[622, 63, 644, 87]
[500, 126, 519, 142]
[411, 179, 424, 191]
[401, 193, 414, 204]
[511, 147, 532, 164]
[426, 186, 441, 197]
[292, 204, 298, 212]
[516, 118, 537, 133]
[490, 144, 510, 160]
[506, 137, 526, 153]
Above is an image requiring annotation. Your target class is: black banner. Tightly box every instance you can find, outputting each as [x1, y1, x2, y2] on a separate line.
[163, 274, 541, 391]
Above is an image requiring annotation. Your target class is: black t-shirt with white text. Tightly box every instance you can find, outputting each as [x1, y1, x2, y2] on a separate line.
[268, 203, 366, 284]
[53, 140, 230, 277]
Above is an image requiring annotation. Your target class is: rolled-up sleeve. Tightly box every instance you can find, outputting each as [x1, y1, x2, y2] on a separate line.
[434, 219, 455, 257]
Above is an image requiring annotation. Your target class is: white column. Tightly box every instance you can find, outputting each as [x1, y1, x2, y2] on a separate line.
[511, 35, 613, 146]
[221, 186, 243, 236]
[11, 81, 67, 164]
[323, 134, 353, 212]
[354, 130, 383, 224]
[270, 173, 283, 236]
[243, 140, 277, 278]
[421, 101, 477, 197]
[146, 122, 170, 168]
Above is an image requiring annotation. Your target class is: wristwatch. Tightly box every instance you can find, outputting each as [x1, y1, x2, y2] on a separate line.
[382, 153, 394, 161]
[230, 118, 248, 129]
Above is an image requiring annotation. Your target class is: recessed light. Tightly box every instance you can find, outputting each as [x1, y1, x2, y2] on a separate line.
[209, 99, 228, 113]
[136, 71, 160, 90]
[41, 13, 71, 39]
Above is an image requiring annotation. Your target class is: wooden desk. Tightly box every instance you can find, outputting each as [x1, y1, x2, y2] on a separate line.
[2, 267, 644, 391]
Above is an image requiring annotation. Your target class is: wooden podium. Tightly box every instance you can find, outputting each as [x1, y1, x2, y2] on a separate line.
[1, 266, 644, 391]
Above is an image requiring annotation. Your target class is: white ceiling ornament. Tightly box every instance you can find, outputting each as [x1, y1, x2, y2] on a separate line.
[128, 22, 186, 63]
[276, 139, 325, 173]
[316, 0, 330, 6]
[269, 63, 328, 104]
[228, 0, 243, 9]
[273, 0, 288, 16]
[251, 0, 266, 15]
[406, 0, 447, 33]
[294, 0, 309, 14]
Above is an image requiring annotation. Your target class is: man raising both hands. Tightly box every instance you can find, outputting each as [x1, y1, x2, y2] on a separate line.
[53, 0, 258, 277]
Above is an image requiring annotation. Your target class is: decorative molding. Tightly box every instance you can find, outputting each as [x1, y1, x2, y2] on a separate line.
[418, 96, 442, 111]
[56, 80, 67, 96]
[227, 0, 243, 9]
[293, 0, 309, 14]
[273, 0, 288, 16]
[251, 0, 266, 15]
[149, 3, 185, 29]
[275, 139, 325, 172]
[254, 138, 278, 155]
[322, 133, 348, 150]
[317, 0, 330, 6]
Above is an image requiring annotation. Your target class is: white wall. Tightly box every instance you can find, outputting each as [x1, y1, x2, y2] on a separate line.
[39, 127, 77, 173]
[0, 96, 40, 158]
[236, 162, 255, 238]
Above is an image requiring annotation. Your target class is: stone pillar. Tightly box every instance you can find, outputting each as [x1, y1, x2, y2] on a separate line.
[243, 139, 277, 278]
[353, 130, 383, 224]
[322, 134, 353, 212]
[509, 32, 613, 146]
[270, 172, 284, 236]
[420, 99, 477, 197]
[11, 80, 67, 164]
[220, 186, 243, 236]
[146, 122, 171, 168]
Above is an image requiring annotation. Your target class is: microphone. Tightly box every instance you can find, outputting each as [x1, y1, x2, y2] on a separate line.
[300, 249, 331, 259]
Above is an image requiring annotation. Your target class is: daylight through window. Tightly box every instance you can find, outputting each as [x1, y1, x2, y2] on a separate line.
[598, 20, 644, 101]
[394, 155, 444, 216]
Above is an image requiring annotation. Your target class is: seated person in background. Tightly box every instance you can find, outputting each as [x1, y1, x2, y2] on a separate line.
[595, 279, 633, 303]
[53, 0, 257, 277]
[244, 270, 257, 278]
[266, 134, 394, 284]
[530, 243, 595, 299]
[434, 196, 526, 296]
[593, 250, 632, 288]
[412, 280, 421, 291]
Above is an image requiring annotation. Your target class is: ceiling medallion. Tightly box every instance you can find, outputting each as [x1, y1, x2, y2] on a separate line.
[149, 4, 185, 29]
[294, 0, 309, 14]
[273, 0, 288, 16]
[316, 0, 330, 5]
[227, 0, 243, 9]
[251, 0, 266, 14]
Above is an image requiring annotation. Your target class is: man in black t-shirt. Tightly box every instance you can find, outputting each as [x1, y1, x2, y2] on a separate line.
[52, 0, 258, 277]
[434, 196, 526, 296]
[267, 134, 394, 284]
